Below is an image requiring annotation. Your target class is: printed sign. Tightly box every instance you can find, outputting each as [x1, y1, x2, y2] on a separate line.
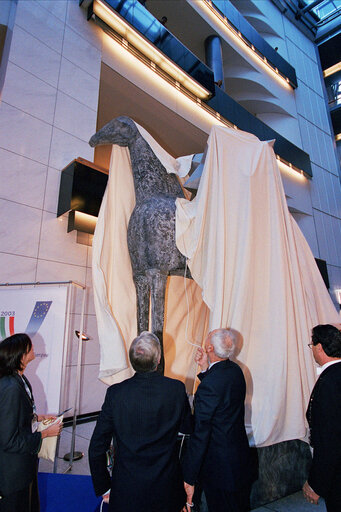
[0, 287, 68, 415]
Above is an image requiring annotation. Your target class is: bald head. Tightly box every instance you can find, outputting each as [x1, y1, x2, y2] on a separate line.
[206, 328, 235, 360]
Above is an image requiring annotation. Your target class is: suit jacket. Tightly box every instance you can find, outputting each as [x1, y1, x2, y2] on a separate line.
[307, 361, 341, 498]
[89, 371, 192, 512]
[182, 359, 251, 492]
[0, 373, 41, 497]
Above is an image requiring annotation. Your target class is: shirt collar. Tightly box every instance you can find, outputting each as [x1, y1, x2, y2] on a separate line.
[317, 359, 341, 375]
[208, 360, 220, 370]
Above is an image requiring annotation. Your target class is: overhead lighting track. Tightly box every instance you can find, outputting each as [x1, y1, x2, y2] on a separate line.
[92, 0, 212, 100]
[199, 0, 296, 89]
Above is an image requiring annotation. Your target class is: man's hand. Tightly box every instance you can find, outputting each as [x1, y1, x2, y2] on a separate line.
[182, 482, 194, 511]
[102, 491, 110, 504]
[303, 481, 319, 505]
[195, 347, 208, 372]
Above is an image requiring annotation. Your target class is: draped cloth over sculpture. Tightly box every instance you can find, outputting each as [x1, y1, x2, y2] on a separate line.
[92, 122, 340, 447]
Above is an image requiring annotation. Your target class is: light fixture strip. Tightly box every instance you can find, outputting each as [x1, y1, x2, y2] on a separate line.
[93, 0, 211, 100]
[95, 7, 306, 179]
[323, 62, 341, 78]
[276, 154, 308, 179]
[202, 0, 294, 88]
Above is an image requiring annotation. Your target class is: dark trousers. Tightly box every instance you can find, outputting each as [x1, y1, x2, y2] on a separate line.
[204, 485, 250, 512]
[0, 473, 39, 512]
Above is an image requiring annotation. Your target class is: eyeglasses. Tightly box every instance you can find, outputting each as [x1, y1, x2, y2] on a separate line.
[307, 343, 314, 349]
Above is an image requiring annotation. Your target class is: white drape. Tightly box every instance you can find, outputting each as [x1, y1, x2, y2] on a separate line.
[176, 125, 340, 446]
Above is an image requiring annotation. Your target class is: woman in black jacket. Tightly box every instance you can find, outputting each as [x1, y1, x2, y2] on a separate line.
[0, 333, 62, 512]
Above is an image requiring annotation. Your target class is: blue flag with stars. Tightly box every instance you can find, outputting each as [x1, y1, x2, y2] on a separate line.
[25, 301, 52, 336]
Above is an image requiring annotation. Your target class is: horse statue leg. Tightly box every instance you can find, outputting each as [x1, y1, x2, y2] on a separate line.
[133, 273, 150, 334]
[146, 268, 168, 374]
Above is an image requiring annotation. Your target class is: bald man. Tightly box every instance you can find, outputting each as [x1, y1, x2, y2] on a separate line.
[182, 329, 252, 512]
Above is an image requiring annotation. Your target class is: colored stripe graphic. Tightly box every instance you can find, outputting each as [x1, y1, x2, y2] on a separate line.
[25, 301, 52, 336]
[9, 316, 15, 336]
[0, 317, 5, 340]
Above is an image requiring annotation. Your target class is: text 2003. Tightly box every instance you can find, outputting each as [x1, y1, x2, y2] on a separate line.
[0, 311, 15, 316]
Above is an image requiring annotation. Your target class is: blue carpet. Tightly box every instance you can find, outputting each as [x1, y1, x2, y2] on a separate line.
[38, 473, 105, 512]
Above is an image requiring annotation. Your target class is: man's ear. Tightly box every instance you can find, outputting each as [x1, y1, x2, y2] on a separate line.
[206, 342, 214, 353]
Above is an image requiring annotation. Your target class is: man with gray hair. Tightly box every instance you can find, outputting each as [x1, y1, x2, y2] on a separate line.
[182, 328, 252, 512]
[89, 331, 192, 512]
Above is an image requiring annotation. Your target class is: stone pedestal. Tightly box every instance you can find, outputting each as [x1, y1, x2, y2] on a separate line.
[194, 439, 312, 511]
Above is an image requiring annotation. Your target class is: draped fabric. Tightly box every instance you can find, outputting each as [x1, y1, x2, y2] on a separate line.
[92, 122, 340, 446]
[176, 125, 340, 445]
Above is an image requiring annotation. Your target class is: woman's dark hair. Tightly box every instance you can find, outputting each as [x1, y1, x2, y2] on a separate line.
[0, 333, 32, 378]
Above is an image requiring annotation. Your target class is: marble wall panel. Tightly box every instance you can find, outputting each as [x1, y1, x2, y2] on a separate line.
[308, 57, 323, 97]
[324, 133, 339, 176]
[10, 25, 61, 87]
[0, 103, 52, 165]
[36, 0, 67, 23]
[313, 209, 328, 262]
[66, 0, 102, 50]
[320, 212, 339, 266]
[294, 80, 308, 119]
[15, 0, 65, 53]
[35, 259, 86, 288]
[53, 91, 97, 142]
[2, 62, 57, 124]
[38, 211, 88, 267]
[0, 148, 47, 209]
[58, 58, 99, 112]
[62, 26, 101, 80]
[309, 124, 322, 167]
[298, 116, 311, 157]
[324, 171, 339, 217]
[283, 17, 317, 62]
[43, 167, 61, 215]
[0, 253, 37, 284]
[49, 126, 94, 171]
[309, 164, 323, 212]
[0, 199, 42, 258]
[63, 363, 107, 415]
[85, 270, 96, 317]
[67, 313, 100, 366]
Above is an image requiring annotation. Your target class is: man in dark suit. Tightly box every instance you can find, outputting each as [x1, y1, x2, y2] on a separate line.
[182, 328, 252, 512]
[88, 331, 192, 512]
[302, 324, 341, 512]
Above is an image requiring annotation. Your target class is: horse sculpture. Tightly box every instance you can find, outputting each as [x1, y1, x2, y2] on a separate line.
[89, 116, 189, 372]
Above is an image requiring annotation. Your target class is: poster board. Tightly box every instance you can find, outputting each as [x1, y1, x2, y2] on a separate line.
[0, 286, 68, 415]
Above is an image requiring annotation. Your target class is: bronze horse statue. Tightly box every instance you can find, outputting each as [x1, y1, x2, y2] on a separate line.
[89, 116, 191, 372]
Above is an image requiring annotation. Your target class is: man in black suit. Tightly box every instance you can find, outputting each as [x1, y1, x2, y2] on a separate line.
[182, 328, 252, 512]
[302, 324, 341, 512]
[88, 331, 192, 512]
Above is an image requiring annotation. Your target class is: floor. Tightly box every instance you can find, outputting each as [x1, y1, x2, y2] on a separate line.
[39, 421, 327, 511]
